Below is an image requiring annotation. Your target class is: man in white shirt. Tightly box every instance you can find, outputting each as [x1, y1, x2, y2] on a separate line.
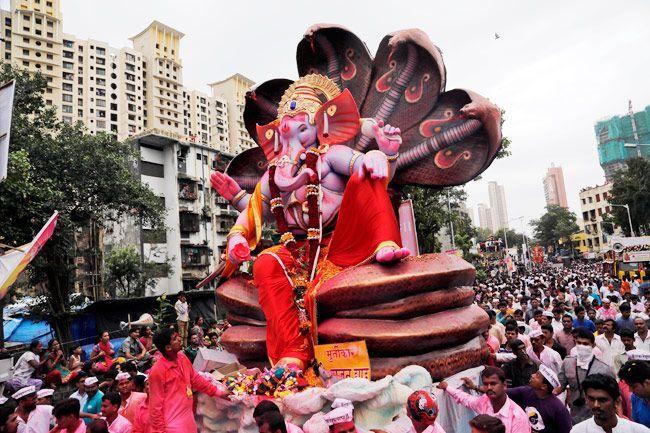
[174, 292, 189, 347]
[69, 373, 88, 409]
[570, 373, 650, 432]
[635, 317, 650, 352]
[13, 385, 54, 433]
[595, 319, 626, 368]
[527, 329, 562, 374]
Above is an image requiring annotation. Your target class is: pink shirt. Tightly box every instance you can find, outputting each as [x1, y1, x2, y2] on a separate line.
[410, 423, 446, 433]
[61, 421, 87, 433]
[132, 398, 149, 433]
[445, 387, 531, 433]
[149, 352, 222, 433]
[119, 392, 147, 424]
[107, 414, 132, 433]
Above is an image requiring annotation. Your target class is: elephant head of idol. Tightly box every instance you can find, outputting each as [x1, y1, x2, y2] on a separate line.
[255, 74, 361, 192]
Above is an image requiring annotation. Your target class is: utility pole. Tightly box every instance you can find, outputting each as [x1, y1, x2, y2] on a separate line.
[447, 192, 456, 249]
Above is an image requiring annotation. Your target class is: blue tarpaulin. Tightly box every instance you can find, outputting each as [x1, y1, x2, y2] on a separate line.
[3, 317, 55, 345]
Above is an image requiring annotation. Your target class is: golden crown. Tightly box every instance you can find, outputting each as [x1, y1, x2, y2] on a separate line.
[277, 74, 341, 123]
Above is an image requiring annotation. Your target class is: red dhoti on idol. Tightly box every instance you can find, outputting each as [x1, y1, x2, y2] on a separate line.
[254, 173, 402, 366]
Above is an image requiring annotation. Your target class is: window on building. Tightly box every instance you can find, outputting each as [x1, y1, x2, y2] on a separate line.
[96, 47, 106, 55]
[126, 53, 135, 62]
[77, 99, 83, 106]
[125, 73, 135, 82]
[96, 99, 106, 107]
[63, 61, 73, 70]
[96, 57, 105, 65]
[96, 67, 105, 76]
[141, 161, 164, 178]
[62, 105, 73, 113]
[126, 83, 135, 92]
[96, 78, 105, 86]
[63, 72, 73, 80]
[125, 63, 135, 72]
[96, 88, 105, 96]
[62, 116, 72, 124]
[596, 194, 600, 202]
[62, 94, 72, 102]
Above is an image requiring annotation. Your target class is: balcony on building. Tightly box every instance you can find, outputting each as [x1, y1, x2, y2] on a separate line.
[178, 178, 198, 201]
[180, 244, 210, 268]
[179, 209, 200, 236]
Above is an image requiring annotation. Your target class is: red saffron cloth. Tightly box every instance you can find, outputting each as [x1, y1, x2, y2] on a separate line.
[253, 173, 402, 365]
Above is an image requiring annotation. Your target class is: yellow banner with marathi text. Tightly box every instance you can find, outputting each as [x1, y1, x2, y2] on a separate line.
[314, 341, 371, 380]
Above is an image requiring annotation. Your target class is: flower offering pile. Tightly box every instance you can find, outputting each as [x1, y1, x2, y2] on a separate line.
[221, 365, 320, 398]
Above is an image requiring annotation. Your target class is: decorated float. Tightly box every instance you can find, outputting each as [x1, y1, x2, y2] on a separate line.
[200, 23, 503, 433]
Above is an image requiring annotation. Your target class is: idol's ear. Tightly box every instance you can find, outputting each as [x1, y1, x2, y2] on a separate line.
[255, 120, 281, 161]
[315, 89, 361, 146]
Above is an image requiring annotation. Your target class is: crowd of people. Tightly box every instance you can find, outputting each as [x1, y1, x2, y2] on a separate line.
[3, 266, 650, 433]
[0, 293, 232, 433]
[462, 262, 650, 432]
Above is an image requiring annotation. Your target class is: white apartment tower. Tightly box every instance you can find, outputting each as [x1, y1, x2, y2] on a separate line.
[209, 73, 256, 155]
[488, 181, 508, 230]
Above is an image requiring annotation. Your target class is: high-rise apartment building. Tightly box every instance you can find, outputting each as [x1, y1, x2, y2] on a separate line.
[543, 163, 568, 208]
[209, 73, 256, 155]
[1, 2, 238, 151]
[595, 101, 650, 181]
[477, 203, 497, 233]
[487, 181, 508, 230]
[577, 182, 620, 253]
[0, 0, 258, 296]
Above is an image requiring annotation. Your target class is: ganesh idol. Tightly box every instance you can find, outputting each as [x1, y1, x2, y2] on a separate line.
[212, 74, 409, 368]
[210, 25, 503, 372]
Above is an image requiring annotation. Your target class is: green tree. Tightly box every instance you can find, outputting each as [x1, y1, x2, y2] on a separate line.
[404, 186, 473, 254]
[609, 158, 650, 236]
[105, 246, 173, 298]
[0, 63, 165, 342]
[530, 205, 579, 252]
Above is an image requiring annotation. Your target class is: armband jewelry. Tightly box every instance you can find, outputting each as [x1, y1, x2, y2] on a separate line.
[231, 190, 247, 206]
[226, 225, 246, 241]
[386, 152, 399, 163]
[348, 153, 362, 175]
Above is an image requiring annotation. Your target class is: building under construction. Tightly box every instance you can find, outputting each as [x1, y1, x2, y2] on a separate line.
[595, 101, 650, 180]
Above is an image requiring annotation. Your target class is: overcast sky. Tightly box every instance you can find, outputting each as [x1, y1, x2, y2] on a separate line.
[6, 0, 649, 234]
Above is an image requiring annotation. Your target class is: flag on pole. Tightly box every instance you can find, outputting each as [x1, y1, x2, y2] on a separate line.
[0, 211, 59, 299]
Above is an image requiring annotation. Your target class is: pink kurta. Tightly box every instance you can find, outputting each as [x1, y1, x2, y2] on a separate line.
[149, 352, 222, 433]
[107, 414, 133, 433]
[132, 398, 149, 433]
[119, 392, 148, 424]
[445, 387, 531, 433]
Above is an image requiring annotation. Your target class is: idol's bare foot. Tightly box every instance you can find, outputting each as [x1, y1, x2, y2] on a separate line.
[376, 246, 411, 263]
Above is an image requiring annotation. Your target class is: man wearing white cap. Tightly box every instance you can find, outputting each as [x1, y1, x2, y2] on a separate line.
[13, 385, 54, 433]
[527, 329, 563, 375]
[80, 377, 103, 424]
[36, 388, 54, 406]
[506, 366, 572, 433]
[115, 372, 147, 424]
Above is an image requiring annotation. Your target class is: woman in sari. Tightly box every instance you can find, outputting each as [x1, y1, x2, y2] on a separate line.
[43, 339, 78, 385]
[91, 331, 115, 373]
